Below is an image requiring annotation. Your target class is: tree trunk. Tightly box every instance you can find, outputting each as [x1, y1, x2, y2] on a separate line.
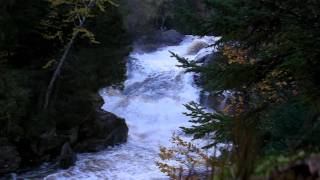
[43, 0, 94, 109]
[43, 32, 79, 109]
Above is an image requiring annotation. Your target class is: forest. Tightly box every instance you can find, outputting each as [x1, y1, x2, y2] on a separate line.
[1, 0, 320, 179]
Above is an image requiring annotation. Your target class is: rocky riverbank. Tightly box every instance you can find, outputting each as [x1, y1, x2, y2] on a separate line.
[0, 110, 128, 175]
[0, 28, 182, 177]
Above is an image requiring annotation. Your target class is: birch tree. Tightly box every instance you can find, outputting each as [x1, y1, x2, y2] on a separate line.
[43, 0, 117, 109]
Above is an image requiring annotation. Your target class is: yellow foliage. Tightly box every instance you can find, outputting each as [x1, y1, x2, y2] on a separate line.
[223, 95, 246, 116]
[255, 68, 297, 103]
[157, 135, 216, 179]
[42, 59, 57, 69]
[222, 45, 253, 65]
[74, 27, 100, 44]
[40, 0, 111, 43]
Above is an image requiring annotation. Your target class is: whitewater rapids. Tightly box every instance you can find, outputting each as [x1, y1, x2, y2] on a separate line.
[19, 35, 217, 180]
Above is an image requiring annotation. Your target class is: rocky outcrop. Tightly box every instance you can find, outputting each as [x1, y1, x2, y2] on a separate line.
[0, 110, 128, 175]
[75, 110, 128, 152]
[134, 29, 184, 52]
[0, 138, 21, 174]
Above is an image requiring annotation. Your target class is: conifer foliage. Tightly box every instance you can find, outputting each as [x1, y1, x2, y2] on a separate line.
[160, 0, 320, 179]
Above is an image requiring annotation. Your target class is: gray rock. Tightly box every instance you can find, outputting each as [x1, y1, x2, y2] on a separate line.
[58, 142, 76, 169]
[75, 110, 128, 152]
[0, 139, 21, 174]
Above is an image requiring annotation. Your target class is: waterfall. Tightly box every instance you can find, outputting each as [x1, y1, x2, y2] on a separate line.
[17, 35, 218, 180]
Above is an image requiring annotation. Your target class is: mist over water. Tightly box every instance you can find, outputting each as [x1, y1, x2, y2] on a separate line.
[18, 35, 217, 180]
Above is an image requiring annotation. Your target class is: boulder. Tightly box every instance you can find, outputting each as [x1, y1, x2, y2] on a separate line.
[0, 139, 21, 174]
[58, 142, 77, 169]
[187, 40, 209, 55]
[75, 110, 128, 152]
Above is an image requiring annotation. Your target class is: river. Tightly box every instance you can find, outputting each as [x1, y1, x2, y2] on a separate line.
[17, 35, 217, 180]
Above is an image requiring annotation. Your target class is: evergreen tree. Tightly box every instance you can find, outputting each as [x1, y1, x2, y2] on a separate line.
[168, 0, 320, 178]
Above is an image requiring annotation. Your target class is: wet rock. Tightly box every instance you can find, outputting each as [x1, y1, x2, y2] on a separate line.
[193, 74, 203, 86]
[134, 29, 184, 52]
[187, 40, 209, 55]
[75, 110, 128, 152]
[0, 138, 21, 174]
[193, 52, 217, 87]
[195, 52, 217, 65]
[195, 51, 224, 110]
[58, 142, 77, 169]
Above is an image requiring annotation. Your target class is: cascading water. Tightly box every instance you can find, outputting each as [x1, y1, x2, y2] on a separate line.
[17, 35, 217, 180]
